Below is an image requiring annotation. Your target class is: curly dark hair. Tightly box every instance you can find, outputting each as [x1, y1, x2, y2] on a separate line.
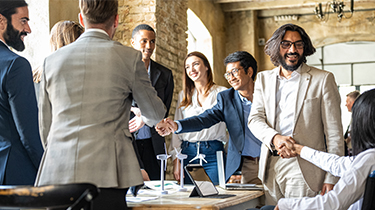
[264, 23, 316, 67]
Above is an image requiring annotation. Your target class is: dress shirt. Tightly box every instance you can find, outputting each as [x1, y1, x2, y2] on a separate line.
[171, 85, 228, 159]
[275, 67, 301, 137]
[238, 92, 261, 157]
[278, 147, 375, 210]
[136, 63, 152, 140]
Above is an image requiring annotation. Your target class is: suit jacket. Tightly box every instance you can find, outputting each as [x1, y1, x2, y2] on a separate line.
[177, 88, 250, 181]
[35, 31, 166, 188]
[134, 60, 174, 158]
[0, 41, 43, 185]
[249, 63, 344, 192]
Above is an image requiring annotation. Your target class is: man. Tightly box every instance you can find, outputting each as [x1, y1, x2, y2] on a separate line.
[35, 0, 166, 209]
[344, 90, 360, 156]
[248, 23, 344, 205]
[156, 51, 262, 184]
[0, 0, 43, 185]
[129, 24, 174, 180]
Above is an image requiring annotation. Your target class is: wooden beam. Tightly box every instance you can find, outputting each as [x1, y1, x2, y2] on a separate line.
[217, 0, 374, 12]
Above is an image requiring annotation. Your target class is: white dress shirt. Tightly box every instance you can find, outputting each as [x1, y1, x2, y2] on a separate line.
[275, 67, 301, 137]
[278, 147, 375, 210]
[170, 85, 228, 159]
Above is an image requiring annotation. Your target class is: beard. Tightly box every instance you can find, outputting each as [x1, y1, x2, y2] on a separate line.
[3, 21, 26, 52]
[279, 52, 304, 71]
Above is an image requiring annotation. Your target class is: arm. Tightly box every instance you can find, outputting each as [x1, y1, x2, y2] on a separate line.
[248, 73, 279, 150]
[8, 57, 43, 168]
[278, 150, 375, 210]
[163, 70, 174, 117]
[132, 52, 166, 126]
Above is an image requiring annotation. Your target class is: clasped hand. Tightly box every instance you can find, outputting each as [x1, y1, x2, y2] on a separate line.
[273, 135, 303, 158]
[155, 118, 178, 136]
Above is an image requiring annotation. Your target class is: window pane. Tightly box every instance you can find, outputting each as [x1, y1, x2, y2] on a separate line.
[353, 63, 375, 85]
[325, 65, 351, 86]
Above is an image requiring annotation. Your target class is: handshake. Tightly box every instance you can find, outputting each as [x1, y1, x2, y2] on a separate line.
[155, 118, 178, 137]
[273, 135, 304, 158]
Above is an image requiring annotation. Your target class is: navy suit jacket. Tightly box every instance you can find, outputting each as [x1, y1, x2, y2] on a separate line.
[0, 41, 43, 185]
[178, 88, 246, 181]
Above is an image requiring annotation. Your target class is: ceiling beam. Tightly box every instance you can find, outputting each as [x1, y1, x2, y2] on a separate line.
[217, 0, 374, 12]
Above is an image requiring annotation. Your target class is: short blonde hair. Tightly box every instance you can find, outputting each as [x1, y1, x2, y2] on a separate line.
[50, 20, 84, 52]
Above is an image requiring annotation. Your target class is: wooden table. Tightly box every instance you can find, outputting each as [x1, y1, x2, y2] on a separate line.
[127, 186, 264, 210]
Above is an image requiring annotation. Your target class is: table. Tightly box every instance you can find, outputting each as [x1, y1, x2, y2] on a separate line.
[127, 185, 264, 210]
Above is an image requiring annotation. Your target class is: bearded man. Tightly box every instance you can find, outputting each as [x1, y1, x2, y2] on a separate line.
[248, 23, 344, 205]
[0, 0, 44, 185]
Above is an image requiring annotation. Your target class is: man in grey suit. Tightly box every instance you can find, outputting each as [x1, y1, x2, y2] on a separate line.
[129, 24, 174, 181]
[35, 0, 166, 209]
[249, 24, 344, 205]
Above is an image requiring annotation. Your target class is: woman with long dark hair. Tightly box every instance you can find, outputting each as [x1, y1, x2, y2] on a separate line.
[169, 51, 227, 185]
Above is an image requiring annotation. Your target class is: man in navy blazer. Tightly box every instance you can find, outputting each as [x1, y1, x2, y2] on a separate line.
[156, 51, 261, 183]
[130, 24, 174, 180]
[0, 0, 43, 185]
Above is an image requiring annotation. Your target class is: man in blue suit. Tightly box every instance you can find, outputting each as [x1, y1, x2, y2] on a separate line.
[156, 51, 261, 184]
[0, 0, 43, 185]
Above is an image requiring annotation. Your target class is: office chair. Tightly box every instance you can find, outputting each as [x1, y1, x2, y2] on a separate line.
[362, 170, 375, 210]
[0, 183, 99, 210]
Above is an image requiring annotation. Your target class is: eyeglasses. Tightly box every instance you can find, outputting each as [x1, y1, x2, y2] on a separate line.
[280, 40, 304, 49]
[224, 68, 239, 80]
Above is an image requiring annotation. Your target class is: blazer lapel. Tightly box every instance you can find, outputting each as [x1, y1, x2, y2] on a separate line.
[150, 60, 161, 86]
[268, 68, 278, 128]
[294, 63, 311, 126]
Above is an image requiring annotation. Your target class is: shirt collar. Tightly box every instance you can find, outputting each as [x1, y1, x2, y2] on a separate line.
[0, 39, 9, 48]
[277, 65, 302, 80]
[237, 91, 251, 104]
[85, 28, 109, 36]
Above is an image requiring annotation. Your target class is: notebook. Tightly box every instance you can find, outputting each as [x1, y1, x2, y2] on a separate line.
[217, 151, 263, 191]
[184, 164, 236, 198]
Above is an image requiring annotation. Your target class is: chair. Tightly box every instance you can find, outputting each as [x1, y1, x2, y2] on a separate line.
[362, 170, 375, 210]
[0, 183, 99, 210]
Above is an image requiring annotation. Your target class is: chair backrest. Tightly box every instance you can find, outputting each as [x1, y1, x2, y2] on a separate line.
[0, 183, 99, 210]
[361, 170, 375, 210]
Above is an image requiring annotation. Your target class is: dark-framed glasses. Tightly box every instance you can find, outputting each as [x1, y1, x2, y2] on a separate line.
[280, 40, 304, 49]
[224, 68, 239, 80]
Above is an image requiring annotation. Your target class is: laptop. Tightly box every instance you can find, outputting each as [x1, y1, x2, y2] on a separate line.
[217, 151, 263, 191]
[184, 164, 236, 198]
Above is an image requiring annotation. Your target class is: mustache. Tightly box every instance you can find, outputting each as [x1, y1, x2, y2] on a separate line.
[286, 52, 299, 57]
[19, 31, 27, 36]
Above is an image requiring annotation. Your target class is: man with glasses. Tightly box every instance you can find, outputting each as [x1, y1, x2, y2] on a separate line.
[156, 51, 262, 184]
[249, 23, 344, 205]
[0, 0, 44, 185]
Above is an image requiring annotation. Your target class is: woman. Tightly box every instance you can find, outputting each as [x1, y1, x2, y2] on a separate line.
[253, 89, 375, 210]
[33, 20, 84, 98]
[169, 51, 227, 185]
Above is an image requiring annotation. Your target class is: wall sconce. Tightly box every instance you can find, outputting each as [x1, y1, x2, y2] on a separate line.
[314, 0, 354, 22]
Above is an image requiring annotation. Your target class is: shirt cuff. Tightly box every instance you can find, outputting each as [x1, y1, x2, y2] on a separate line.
[300, 146, 315, 160]
[175, 121, 182, 133]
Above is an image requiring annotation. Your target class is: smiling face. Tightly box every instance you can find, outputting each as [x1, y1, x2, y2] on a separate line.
[185, 55, 208, 83]
[131, 29, 155, 62]
[225, 61, 252, 91]
[278, 30, 304, 71]
[2, 6, 31, 51]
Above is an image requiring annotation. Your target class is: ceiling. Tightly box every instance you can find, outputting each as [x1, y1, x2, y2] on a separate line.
[214, 0, 375, 14]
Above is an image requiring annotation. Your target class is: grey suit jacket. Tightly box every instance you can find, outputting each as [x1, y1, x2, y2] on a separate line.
[35, 31, 166, 188]
[249, 63, 344, 192]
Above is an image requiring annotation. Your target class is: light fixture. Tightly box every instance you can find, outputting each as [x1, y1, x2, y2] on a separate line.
[314, 0, 354, 22]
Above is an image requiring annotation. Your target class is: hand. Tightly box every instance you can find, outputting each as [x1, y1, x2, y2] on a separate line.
[141, 169, 150, 181]
[274, 205, 279, 210]
[272, 135, 296, 158]
[278, 140, 304, 158]
[155, 118, 177, 136]
[129, 115, 145, 133]
[320, 183, 334, 195]
[173, 159, 182, 181]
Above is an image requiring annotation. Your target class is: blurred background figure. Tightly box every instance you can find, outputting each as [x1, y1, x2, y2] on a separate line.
[33, 20, 84, 98]
[344, 90, 360, 156]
